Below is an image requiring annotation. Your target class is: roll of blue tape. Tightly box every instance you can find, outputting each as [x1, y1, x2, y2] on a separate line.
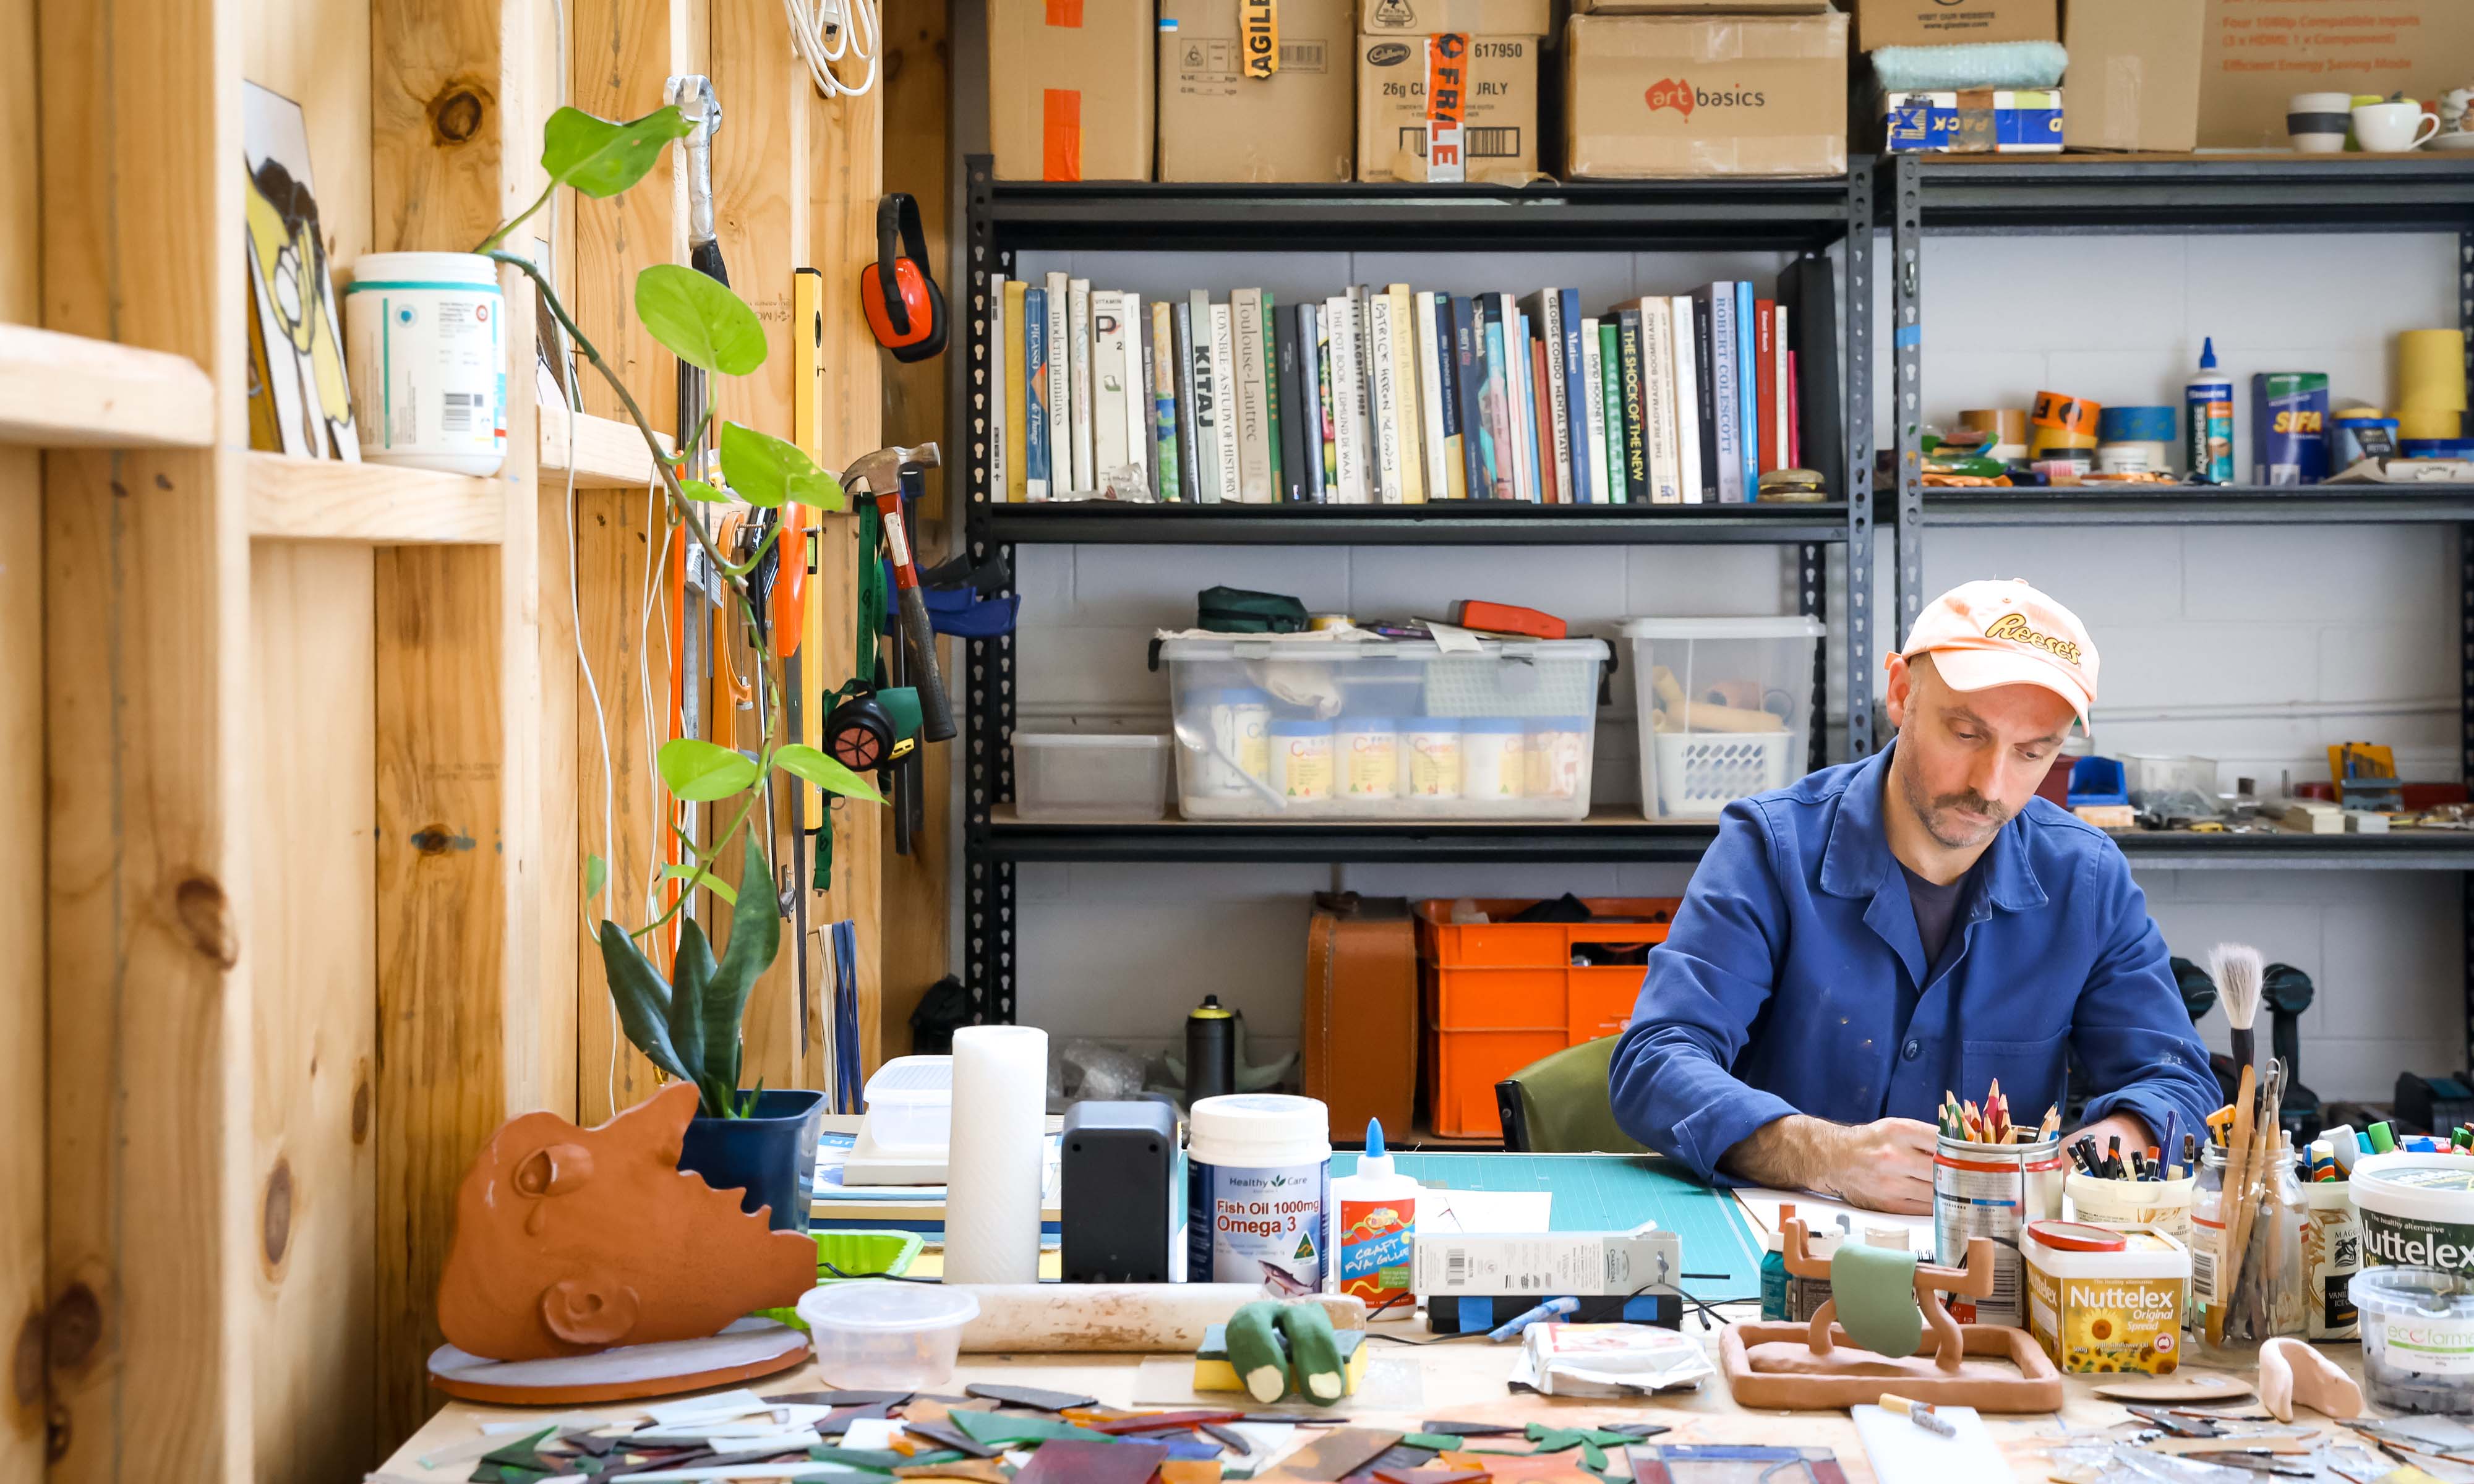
[2097, 404, 2177, 443]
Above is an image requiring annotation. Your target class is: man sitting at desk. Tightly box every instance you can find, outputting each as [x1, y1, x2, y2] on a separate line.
[1609, 579, 2217, 1213]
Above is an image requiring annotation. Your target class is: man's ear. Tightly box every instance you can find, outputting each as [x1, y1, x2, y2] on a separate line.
[1883, 652, 1914, 732]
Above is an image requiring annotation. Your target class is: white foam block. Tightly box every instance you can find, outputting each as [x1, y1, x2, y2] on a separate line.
[1852, 1403, 2006, 1482]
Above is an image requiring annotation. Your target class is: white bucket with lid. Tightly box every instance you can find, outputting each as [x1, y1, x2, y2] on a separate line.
[2353, 1153, 2474, 1277]
[1186, 1094, 1331, 1292]
[344, 250, 507, 475]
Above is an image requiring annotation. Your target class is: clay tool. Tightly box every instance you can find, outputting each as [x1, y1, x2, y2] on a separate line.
[1880, 1394, 1956, 1438]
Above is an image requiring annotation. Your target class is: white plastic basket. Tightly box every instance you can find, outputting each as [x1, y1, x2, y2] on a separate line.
[1651, 730, 1796, 816]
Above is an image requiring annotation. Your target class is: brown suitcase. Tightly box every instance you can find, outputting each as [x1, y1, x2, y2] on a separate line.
[1302, 893, 1418, 1139]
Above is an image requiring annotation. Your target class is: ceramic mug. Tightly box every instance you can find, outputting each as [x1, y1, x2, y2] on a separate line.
[2287, 92, 2355, 153]
[2353, 100, 2439, 153]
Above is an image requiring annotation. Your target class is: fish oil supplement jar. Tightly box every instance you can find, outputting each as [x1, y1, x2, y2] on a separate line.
[1186, 1094, 1331, 1293]
[2023, 1220, 2189, 1375]
[2351, 1266, 2474, 1414]
[344, 252, 506, 474]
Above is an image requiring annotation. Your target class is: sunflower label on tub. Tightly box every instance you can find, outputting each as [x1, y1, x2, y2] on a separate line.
[2023, 1220, 2191, 1375]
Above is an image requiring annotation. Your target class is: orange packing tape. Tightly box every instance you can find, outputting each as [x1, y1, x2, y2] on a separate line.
[2030, 390, 2102, 435]
[1042, 89, 1082, 181]
[2027, 424, 2098, 458]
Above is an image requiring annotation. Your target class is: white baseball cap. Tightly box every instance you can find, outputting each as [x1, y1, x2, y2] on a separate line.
[1897, 578, 2098, 731]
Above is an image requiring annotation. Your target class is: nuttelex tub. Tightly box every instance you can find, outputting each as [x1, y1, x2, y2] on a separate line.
[2022, 1220, 2190, 1376]
[2353, 1153, 2474, 1279]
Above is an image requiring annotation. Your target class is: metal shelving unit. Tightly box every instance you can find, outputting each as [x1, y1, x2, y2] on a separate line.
[952, 156, 1878, 1021]
[1877, 152, 2474, 1063]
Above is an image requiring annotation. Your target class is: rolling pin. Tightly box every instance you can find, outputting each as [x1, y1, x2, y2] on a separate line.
[1650, 666, 1787, 735]
[956, 1284, 1365, 1352]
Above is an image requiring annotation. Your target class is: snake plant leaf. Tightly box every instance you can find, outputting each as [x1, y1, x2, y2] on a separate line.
[636, 264, 768, 377]
[704, 829, 781, 1098]
[717, 421, 844, 511]
[596, 923, 692, 1085]
[658, 736, 760, 802]
[666, 916, 716, 1100]
[541, 104, 694, 200]
[774, 743, 886, 804]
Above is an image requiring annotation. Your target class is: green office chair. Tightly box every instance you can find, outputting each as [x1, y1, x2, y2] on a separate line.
[1493, 1036, 1648, 1154]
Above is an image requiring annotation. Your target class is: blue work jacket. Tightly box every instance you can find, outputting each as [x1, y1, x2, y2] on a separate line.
[1609, 746, 2218, 1183]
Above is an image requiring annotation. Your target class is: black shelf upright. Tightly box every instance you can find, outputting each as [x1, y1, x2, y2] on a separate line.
[953, 155, 1880, 1023]
[1878, 152, 2474, 1066]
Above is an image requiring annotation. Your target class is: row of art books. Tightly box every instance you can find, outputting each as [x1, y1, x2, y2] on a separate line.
[984, 262, 1840, 506]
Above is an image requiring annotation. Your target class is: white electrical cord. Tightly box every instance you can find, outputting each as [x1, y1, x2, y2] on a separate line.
[782, 0, 881, 99]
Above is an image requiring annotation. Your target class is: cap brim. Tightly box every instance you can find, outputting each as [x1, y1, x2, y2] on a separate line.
[1928, 647, 2093, 733]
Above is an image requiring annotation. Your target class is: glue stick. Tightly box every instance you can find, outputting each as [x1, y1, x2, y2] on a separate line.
[1333, 1118, 1419, 1303]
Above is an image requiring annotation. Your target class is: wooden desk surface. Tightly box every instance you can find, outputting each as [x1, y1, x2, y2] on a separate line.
[375, 1320, 2363, 1482]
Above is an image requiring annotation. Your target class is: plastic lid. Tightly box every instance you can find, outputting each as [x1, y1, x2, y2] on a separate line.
[795, 1279, 980, 1333]
[1186, 687, 1273, 707]
[1189, 1093, 1333, 1164]
[1400, 717, 1457, 732]
[1359, 1117, 1393, 1180]
[2027, 1219, 2128, 1253]
[349, 251, 503, 288]
[1617, 616, 1826, 639]
[1335, 714, 1400, 730]
[1268, 719, 1332, 737]
[864, 1054, 953, 1108]
[1460, 717, 1525, 734]
[2199, 336, 2217, 369]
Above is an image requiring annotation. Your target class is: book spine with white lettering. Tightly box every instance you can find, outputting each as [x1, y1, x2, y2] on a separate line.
[1326, 294, 1364, 503]
[1298, 302, 1325, 502]
[1044, 271, 1072, 495]
[1068, 278, 1095, 493]
[1640, 298, 1680, 505]
[1668, 294, 1703, 505]
[1388, 283, 1425, 504]
[1173, 296, 1204, 503]
[1188, 291, 1223, 504]
[1579, 317, 1607, 511]
[1615, 308, 1647, 506]
[1024, 287, 1050, 501]
[1150, 299, 1178, 502]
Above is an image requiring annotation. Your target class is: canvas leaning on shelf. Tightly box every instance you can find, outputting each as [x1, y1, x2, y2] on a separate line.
[244, 81, 359, 462]
[978, 275, 1800, 506]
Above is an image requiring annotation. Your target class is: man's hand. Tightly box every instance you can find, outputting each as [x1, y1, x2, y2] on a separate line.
[1719, 1115, 1940, 1215]
[2075, 1111, 2155, 1171]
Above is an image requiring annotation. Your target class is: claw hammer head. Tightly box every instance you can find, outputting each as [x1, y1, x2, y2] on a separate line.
[838, 442, 940, 500]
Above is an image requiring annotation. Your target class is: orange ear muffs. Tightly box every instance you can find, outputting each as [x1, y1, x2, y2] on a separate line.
[860, 192, 944, 362]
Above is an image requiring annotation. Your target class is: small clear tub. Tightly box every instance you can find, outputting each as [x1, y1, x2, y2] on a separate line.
[796, 1279, 980, 1389]
[2351, 1266, 2474, 1415]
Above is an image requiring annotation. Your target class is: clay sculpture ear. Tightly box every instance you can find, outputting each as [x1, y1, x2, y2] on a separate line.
[541, 1279, 641, 1348]
[1831, 1242, 1925, 1358]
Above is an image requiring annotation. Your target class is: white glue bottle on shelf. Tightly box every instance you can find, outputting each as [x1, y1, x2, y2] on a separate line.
[1332, 1117, 1421, 1305]
[2185, 336, 2235, 485]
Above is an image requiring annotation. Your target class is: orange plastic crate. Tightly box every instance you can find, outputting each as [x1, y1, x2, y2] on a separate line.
[1415, 898, 1679, 1136]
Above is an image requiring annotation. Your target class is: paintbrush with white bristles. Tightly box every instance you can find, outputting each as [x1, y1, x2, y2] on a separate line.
[2208, 942, 2264, 1078]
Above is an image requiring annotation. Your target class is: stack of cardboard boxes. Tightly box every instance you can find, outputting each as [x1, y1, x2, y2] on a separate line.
[1357, 1, 1549, 184]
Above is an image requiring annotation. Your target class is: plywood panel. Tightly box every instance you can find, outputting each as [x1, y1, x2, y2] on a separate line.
[570, 0, 686, 422]
[40, 0, 251, 1480]
[244, 0, 374, 274]
[250, 544, 379, 1484]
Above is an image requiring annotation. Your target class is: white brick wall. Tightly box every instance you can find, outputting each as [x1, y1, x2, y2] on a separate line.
[996, 236, 2467, 1099]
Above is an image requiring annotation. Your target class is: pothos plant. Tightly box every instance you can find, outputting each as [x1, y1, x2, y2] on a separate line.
[475, 104, 882, 1118]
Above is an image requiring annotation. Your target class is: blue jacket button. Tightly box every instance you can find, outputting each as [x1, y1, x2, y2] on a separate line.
[1902, 1038, 1922, 1060]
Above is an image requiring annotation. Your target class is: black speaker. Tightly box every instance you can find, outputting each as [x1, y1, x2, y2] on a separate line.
[1060, 1101, 1183, 1283]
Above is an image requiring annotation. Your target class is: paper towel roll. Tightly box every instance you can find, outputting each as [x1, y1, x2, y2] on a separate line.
[2398, 328, 2467, 440]
[941, 1025, 1048, 1285]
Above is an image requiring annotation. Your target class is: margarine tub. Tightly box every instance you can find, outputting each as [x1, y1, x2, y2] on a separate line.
[2354, 1153, 2474, 1277]
[2024, 1219, 2190, 1375]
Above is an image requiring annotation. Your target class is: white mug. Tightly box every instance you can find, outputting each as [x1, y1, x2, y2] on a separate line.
[2353, 100, 2439, 153]
[2288, 92, 2354, 153]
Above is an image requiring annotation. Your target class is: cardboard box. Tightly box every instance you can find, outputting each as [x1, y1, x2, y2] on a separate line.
[1358, 33, 1543, 182]
[1574, 0, 1831, 12]
[1160, 0, 1355, 182]
[1362, 0, 1549, 30]
[2061, 0, 2201, 153]
[1564, 12, 1849, 179]
[1854, 0, 2057, 51]
[1886, 88, 2064, 151]
[1411, 1224, 1684, 1296]
[988, 0, 1154, 181]
[1302, 895, 1417, 1140]
[2199, 0, 2474, 150]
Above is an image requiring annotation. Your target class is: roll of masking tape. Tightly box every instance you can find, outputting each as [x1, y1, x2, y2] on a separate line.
[1960, 408, 2028, 460]
[2398, 329, 2467, 440]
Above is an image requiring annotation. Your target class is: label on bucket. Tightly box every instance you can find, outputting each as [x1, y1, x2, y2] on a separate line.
[1188, 1157, 1329, 1292]
[1338, 1197, 1414, 1299]
[2369, 1312, 2474, 1376]
[1936, 1145, 2064, 1329]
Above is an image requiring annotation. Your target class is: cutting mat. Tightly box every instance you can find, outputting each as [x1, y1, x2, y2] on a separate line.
[1329, 1152, 1766, 1301]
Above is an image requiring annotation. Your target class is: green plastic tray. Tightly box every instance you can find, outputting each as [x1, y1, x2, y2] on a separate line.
[756, 1229, 925, 1331]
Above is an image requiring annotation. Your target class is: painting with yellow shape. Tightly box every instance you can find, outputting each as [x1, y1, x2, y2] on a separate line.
[243, 82, 358, 461]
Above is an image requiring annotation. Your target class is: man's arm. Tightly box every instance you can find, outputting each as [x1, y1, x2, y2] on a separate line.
[2070, 852, 2220, 1149]
[1721, 1115, 1940, 1215]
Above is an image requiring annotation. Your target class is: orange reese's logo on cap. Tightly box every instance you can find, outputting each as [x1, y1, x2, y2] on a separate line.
[1985, 611, 2081, 668]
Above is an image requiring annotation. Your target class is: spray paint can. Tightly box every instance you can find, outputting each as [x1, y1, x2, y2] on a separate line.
[1186, 994, 1238, 1105]
[2185, 337, 2235, 485]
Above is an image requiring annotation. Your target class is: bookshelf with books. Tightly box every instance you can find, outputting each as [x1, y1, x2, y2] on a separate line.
[951, 156, 1878, 1023]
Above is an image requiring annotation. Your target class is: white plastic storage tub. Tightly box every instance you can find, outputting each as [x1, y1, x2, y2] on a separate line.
[1619, 616, 1823, 819]
[1160, 634, 1607, 821]
[860, 1055, 954, 1149]
[1010, 731, 1171, 820]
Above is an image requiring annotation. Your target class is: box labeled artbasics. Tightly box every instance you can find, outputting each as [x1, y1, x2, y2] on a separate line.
[1564, 12, 1849, 179]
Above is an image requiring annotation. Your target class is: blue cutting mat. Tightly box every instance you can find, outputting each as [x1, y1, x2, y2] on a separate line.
[1329, 1152, 1764, 1301]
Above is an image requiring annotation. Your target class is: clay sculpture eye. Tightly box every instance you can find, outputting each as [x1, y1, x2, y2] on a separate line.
[513, 1142, 594, 1198]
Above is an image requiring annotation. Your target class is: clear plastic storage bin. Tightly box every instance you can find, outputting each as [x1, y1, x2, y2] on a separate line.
[1619, 616, 1823, 819]
[1010, 731, 1171, 820]
[860, 1055, 953, 1149]
[1160, 634, 1607, 821]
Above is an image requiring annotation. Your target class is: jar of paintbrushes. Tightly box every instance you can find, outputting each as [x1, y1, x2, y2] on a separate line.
[2192, 1129, 2307, 1351]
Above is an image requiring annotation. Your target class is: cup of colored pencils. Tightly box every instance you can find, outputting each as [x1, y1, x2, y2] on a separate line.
[1938, 1080, 2060, 1147]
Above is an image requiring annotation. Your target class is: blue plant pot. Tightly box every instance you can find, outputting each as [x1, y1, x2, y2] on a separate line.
[677, 1088, 826, 1232]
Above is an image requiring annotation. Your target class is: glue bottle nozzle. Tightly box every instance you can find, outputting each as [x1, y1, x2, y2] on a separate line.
[2199, 336, 2218, 370]
[1364, 1117, 1385, 1160]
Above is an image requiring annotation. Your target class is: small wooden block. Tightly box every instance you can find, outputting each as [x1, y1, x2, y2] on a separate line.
[1011, 1439, 1170, 1484]
[965, 1383, 1100, 1412]
[1257, 1427, 1406, 1482]
[2144, 1435, 2314, 1457]
[2091, 1373, 2254, 1404]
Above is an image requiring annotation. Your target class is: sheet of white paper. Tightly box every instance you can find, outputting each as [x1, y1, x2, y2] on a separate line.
[1423, 620, 1485, 654]
[1732, 1185, 1935, 1245]
[1415, 1188, 1552, 1234]
[1852, 1404, 2006, 1481]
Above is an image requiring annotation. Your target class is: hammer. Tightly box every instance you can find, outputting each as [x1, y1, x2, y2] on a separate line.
[839, 443, 953, 743]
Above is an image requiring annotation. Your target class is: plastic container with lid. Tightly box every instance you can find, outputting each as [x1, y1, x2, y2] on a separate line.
[796, 1279, 980, 1388]
[1620, 616, 1821, 819]
[1011, 731, 1171, 820]
[2022, 1219, 2189, 1375]
[1403, 719, 1462, 800]
[2353, 1266, 2474, 1414]
[2352, 1151, 2474, 1278]
[1460, 718, 1525, 800]
[1335, 714, 1399, 799]
[1186, 1093, 1332, 1290]
[343, 251, 507, 474]
[860, 1055, 953, 1149]
[1268, 719, 1335, 801]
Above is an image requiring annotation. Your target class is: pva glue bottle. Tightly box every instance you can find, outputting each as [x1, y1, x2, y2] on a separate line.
[2185, 337, 2235, 485]
[1333, 1118, 1419, 1303]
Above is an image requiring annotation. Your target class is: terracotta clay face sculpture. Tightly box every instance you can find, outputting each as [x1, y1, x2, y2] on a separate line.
[439, 1081, 818, 1360]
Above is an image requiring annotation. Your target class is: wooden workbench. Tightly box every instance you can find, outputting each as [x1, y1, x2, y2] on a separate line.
[374, 1321, 2365, 1482]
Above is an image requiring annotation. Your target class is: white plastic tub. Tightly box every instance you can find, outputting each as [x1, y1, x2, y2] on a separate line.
[1619, 616, 1823, 819]
[1011, 731, 1171, 820]
[1158, 634, 1607, 821]
[796, 1280, 980, 1389]
[861, 1055, 952, 1149]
